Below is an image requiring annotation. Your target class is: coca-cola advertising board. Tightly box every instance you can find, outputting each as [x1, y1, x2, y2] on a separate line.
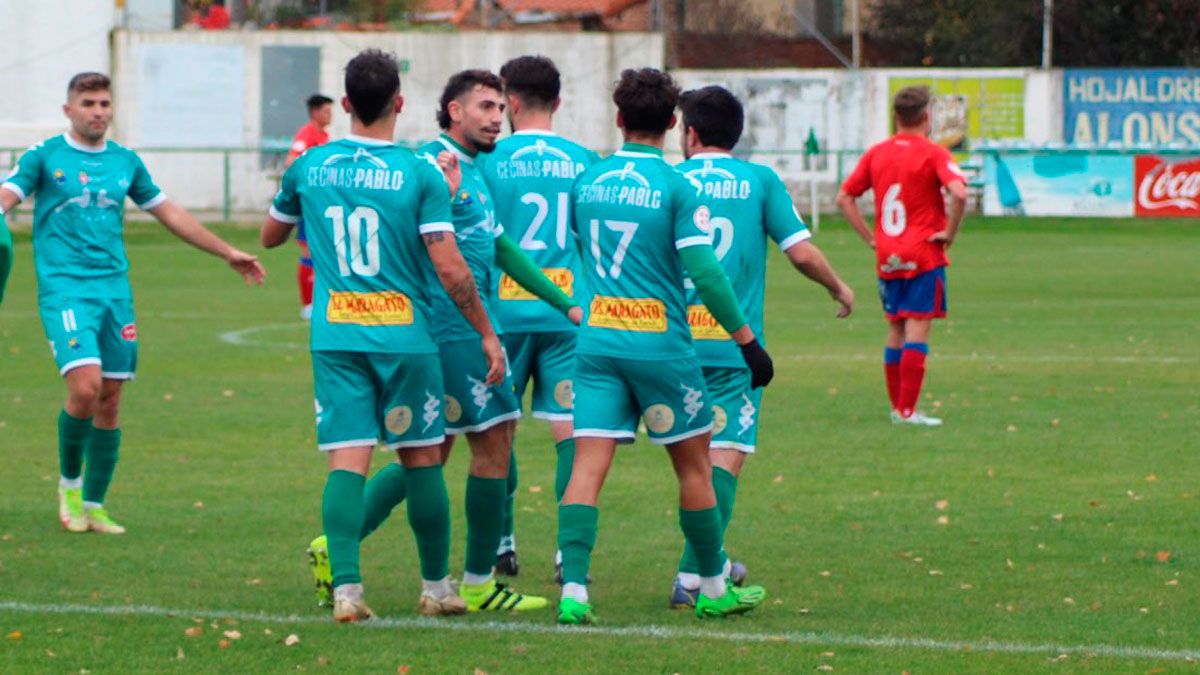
[1135, 155, 1200, 217]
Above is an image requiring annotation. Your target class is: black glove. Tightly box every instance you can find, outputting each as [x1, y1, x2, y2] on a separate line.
[739, 339, 774, 389]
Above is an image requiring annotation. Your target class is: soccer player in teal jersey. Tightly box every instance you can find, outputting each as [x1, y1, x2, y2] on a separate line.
[0, 72, 264, 536]
[263, 50, 504, 621]
[0, 209, 11, 305]
[556, 68, 775, 625]
[478, 55, 600, 578]
[334, 69, 579, 614]
[669, 85, 856, 608]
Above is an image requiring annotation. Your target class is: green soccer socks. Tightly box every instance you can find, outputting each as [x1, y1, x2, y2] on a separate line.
[557, 503, 598, 587]
[679, 467, 738, 575]
[57, 410, 90, 483]
[322, 470, 366, 587]
[465, 475, 507, 578]
[82, 426, 121, 506]
[404, 464, 451, 582]
[359, 462, 406, 540]
[554, 438, 575, 503]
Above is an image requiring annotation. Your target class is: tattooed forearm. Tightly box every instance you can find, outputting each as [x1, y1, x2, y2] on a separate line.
[443, 271, 495, 338]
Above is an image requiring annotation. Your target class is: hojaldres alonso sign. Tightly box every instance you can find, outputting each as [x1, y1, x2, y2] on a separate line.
[1064, 69, 1200, 147]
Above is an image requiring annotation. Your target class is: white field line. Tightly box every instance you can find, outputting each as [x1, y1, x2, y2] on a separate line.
[0, 600, 1196, 662]
[217, 323, 307, 348]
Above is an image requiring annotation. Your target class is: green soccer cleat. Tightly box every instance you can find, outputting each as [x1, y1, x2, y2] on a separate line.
[58, 486, 87, 533]
[556, 597, 595, 625]
[695, 583, 766, 619]
[307, 535, 333, 609]
[85, 506, 125, 535]
[460, 578, 548, 612]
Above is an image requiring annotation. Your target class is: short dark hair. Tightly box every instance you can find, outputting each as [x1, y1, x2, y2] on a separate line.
[679, 86, 744, 150]
[499, 55, 560, 109]
[612, 68, 679, 135]
[67, 72, 110, 97]
[344, 50, 400, 126]
[894, 85, 932, 127]
[306, 94, 333, 112]
[437, 69, 503, 130]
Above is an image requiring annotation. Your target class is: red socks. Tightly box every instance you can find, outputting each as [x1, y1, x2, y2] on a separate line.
[298, 263, 314, 307]
[897, 342, 928, 417]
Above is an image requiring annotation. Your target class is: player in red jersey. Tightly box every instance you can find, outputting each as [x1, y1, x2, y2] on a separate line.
[286, 94, 333, 319]
[836, 86, 968, 426]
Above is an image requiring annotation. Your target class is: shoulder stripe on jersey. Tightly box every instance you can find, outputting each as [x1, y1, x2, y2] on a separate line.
[1, 181, 26, 202]
[137, 193, 167, 211]
[675, 235, 712, 250]
[418, 221, 454, 234]
[778, 230, 813, 252]
[268, 205, 300, 224]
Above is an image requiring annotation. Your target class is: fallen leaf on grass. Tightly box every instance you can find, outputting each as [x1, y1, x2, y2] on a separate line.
[397, 667, 411, 675]
[772, 475, 784, 483]
[1166, 579, 1179, 587]
[284, 634, 300, 646]
[935, 499, 949, 511]
[1052, 513, 1064, 522]
[1145, 474, 1158, 482]
[316, 656, 330, 666]
[193, 501, 204, 509]
[264, 629, 273, 636]
[1006, 424, 1018, 432]
[176, 647, 185, 660]
[820, 651, 835, 658]
[818, 570, 832, 577]
[816, 666, 834, 672]
[936, 515, 950, 525]
[1156, 551, 1171, 563]
[1063, 597, 1075, 605]
[223, 630, 242, 640]
[222, 389, 235, 397]
[527, 485, 542, 494]
[511, 645, 528, 654]
[929, 569, 943, 576]
[184, 626, 202, 638]
[6, 630, 21, 640]
[218, 639, 230, 649]
[474, 669, 489, 675]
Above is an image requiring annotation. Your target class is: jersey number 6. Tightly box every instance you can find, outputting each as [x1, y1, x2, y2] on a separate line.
[881, 183, 907, 237]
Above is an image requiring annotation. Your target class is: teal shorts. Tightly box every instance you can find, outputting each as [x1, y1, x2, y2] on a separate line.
[39, 296, 137, 379]
[311, 351, 446, 452]
[704, 366, 761, 454]
[573, 353, 713, 445]
[439, 338, 522, 434]
[502, 331, 576, 422]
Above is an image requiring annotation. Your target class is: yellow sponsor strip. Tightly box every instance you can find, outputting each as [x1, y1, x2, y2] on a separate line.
[687, 305, 730, 340]
[499, 268, 574, 301]
[326, 291, 415, 326]
[587, 296, 668, 333]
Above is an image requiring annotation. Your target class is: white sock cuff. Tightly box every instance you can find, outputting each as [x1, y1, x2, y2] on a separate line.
[699, 575, 726, 599]
[82, 501, 103, 510]
[462, 571, 493, 586]
[676, 572, 701, 590]
[561, 582, 588, 603]
[60, 477, 82, 489]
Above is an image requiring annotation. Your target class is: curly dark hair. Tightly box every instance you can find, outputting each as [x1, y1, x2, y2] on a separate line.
[344, 49, 400, 126]
[437, 69, 504, 130]
[679, 86, 744, 150]
[499, 55, 560, 109]
[612, 68, 680, 135]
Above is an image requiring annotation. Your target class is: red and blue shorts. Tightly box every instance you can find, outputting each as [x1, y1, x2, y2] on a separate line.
[878, 266, 946, 321]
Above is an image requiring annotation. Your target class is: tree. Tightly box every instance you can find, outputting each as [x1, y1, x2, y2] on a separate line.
[867, 0, 1200, 67]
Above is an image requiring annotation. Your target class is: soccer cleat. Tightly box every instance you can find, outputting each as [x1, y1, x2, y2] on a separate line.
[669, 581, 699, 609]
[890, 409, 903, 424]
[307, 535, 333, 608]
[58, 486, 87, 533]
[898, 411, 943, 427]
[417, 590, 468, 616]
[332, 584, 374, 623]
[85, 507, 126, 535]
[695, 583, 767, 619]
[729, 561, 748, 587]
[496, 550, 520, 577]
[460, 579, 548, 612]
[556, 597, 595, 625]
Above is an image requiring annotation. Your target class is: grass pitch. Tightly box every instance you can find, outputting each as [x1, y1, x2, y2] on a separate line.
[0, 216, 1197, 673]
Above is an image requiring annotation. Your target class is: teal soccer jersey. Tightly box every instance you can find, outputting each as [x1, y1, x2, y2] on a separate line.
[677, 153, 811, 369]
[571, 143, 714, 360]
[418, 135, 503, 343]
[2, 134, 164, 299]
[271, 135, 453, 354]
[479, 130, 598, 333]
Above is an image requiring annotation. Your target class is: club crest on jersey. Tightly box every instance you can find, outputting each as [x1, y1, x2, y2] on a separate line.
[120, 323, 137, 341]
[457, 190, 473, 205]
[880, 255, 918, 274]
[67, 337, 81, 351]
[53, 169, 66, 185]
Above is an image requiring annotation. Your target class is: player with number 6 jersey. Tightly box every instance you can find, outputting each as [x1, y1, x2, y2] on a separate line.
[837, 85, 969, 427]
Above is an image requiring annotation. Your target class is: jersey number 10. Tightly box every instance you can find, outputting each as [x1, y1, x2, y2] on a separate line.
[326, 205, 381, 277]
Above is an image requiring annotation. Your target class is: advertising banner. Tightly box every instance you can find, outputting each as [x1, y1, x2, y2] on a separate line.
[1134, 155, 1200, 218]
[888, 76, 1025, 151]
[983, 153, 1134, 217]
[1064, 69, 1200, 146]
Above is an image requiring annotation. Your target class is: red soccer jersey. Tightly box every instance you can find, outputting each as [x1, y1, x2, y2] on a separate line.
[287, 122, 330, 163]
[841, 133, 965, 279]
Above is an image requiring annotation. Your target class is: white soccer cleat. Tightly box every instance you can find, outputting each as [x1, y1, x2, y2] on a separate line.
[898, 411, 943, 427]
[58, 487, 88, 533]
[332, 583, 375, 623]
[85, 506, 126, 534]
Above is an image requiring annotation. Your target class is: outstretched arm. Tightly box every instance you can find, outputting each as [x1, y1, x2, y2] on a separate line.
[149, 200, 265, 285]
[785, 241, 854, 318]
[494, 233, 581, 324]
[423, 231, 505, 384]
[0, 209, 12, 306]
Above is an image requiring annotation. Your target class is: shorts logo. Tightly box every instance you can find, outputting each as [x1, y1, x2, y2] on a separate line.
[711, 404, 728, 435]
[314, 399, 324, 426]
[587, 296, 667, 333]
[687, 305, 730, 341]
[421, 391, 441, 432]
[553, 379, 574, 410]
[385, 405, 413, 436]
[738, 394, 756, 437]
[326, 291, 414, 326]
[444, 395, 463, 424]
[643, 404, 675, 435]
[681, 384, 705, 424]
[499, 268, 574, 301]
[467, 375, 492, 412]
[120, 323, 137, 341]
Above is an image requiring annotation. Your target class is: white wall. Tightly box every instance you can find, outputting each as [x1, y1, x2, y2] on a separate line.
[0, 0, 114, 146]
